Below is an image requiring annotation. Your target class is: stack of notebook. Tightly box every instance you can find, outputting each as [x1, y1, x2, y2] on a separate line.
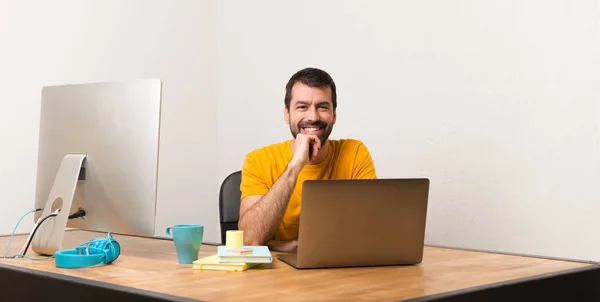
[192, 245, 272, 272]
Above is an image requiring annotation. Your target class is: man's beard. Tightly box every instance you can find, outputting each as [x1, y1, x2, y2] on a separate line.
[289, 119, 333, 146]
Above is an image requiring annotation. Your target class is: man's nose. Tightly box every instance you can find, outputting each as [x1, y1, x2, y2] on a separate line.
[307, 106, 318, 120]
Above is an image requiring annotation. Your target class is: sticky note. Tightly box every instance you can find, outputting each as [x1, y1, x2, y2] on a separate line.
[226, 248, 253, 255]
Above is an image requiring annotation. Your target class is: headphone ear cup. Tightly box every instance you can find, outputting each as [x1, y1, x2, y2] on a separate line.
[106, 238, 120, 263]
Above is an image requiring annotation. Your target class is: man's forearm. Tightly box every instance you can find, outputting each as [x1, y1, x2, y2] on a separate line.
[239, 163, 302, 245]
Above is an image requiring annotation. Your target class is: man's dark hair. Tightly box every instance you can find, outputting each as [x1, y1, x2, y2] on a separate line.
[284, 67, 337, 110]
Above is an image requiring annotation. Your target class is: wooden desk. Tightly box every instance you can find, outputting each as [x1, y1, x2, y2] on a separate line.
[0, 230, 598, 301]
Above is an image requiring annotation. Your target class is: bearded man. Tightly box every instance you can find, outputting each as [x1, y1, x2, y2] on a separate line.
[238, 67, 377, 252]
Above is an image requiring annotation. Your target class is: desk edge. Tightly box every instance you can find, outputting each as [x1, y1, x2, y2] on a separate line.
[0, 262, 204, 302]
[400, 263, 600, 302]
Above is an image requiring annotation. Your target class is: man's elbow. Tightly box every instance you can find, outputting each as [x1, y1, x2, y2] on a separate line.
[242, 231, 267, 246]
[238, 225, 266, 246]
[245, 237, 265, 246]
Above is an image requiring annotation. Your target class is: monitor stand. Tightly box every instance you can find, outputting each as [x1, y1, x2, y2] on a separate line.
[31, 154, 87, 256]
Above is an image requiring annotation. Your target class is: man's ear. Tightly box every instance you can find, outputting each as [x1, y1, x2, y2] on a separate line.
[284, 107, 290, 124]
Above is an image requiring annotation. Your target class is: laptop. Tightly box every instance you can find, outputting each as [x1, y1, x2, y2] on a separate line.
[277, 178, 429, 269]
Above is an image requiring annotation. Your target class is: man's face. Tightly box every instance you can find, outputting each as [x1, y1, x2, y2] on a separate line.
[285, 82, 336, 146]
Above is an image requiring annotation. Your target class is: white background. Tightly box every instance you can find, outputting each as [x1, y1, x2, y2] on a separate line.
[3, 0, 600, 261]
[0, 0, 220, 243]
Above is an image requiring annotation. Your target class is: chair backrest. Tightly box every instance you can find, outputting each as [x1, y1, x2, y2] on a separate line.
[219, 170, 242, 244]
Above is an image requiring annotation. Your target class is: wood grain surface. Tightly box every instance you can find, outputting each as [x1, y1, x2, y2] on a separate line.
[0, 230, 593, 301]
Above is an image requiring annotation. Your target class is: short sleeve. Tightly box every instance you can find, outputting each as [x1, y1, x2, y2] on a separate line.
[353, 142, 377, 179]
[240, 152, 270, 200]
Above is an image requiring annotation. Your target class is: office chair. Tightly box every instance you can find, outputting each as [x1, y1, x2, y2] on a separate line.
[219, 170, 242, 244]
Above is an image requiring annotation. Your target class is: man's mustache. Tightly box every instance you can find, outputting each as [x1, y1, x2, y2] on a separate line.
[298, 120, 327, 128]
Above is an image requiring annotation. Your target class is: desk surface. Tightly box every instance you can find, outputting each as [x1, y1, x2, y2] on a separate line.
[0, 230, 595, 301]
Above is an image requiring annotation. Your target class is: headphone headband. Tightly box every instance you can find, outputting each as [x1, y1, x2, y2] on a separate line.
[54, 233, 121, 269]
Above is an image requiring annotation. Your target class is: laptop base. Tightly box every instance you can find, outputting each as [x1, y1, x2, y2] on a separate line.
[276, 253, 299, 268]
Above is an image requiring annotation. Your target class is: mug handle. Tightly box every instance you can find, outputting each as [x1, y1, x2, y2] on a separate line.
[166, 226, 173, 238]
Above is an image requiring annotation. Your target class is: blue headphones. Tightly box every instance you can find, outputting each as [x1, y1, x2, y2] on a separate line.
[54, 233, 121, 268]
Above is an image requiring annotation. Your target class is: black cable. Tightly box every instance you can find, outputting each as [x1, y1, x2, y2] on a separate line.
[22, 213, 57, 256]
[68, 208, 86, 219]
[20, 207, 86, 257]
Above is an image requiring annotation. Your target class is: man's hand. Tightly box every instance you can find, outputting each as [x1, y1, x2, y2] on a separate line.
[290, 134, 321, 167]
[267, 240, 298, 253]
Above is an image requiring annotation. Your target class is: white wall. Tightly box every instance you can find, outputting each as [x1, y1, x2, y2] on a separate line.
[217, 0, 600, 262]
[4, 0, 600, 262]
[0, 0, 222, 243]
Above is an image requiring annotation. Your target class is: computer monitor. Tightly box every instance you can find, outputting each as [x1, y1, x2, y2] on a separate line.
[31, 79, 162, 255]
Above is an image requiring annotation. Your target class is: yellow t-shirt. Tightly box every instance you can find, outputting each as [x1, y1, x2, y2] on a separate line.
[240, 138, 377, 241]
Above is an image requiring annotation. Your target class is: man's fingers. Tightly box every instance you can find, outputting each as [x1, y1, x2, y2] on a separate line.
[306, 135, 321, 148]
[296, 134, 322, 162]
[314, 136, 322, 150]
[303, 135, 320, 161]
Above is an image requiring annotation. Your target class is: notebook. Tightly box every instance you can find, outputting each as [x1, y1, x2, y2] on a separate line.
[217, 245, 272, 263]
[193, 254, 258, 272]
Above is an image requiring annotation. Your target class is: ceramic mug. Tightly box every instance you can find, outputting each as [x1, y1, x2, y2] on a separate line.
[166, 224, 204, 264]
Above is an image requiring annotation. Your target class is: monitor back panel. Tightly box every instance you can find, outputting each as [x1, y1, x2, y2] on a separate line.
[35, 79, 162, 236]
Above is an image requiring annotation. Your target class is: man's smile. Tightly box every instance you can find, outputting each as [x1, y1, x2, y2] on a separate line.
[301, 126, 324, 135]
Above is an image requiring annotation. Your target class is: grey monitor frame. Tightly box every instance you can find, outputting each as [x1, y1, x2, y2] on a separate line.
[32, 79, 162, 255]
